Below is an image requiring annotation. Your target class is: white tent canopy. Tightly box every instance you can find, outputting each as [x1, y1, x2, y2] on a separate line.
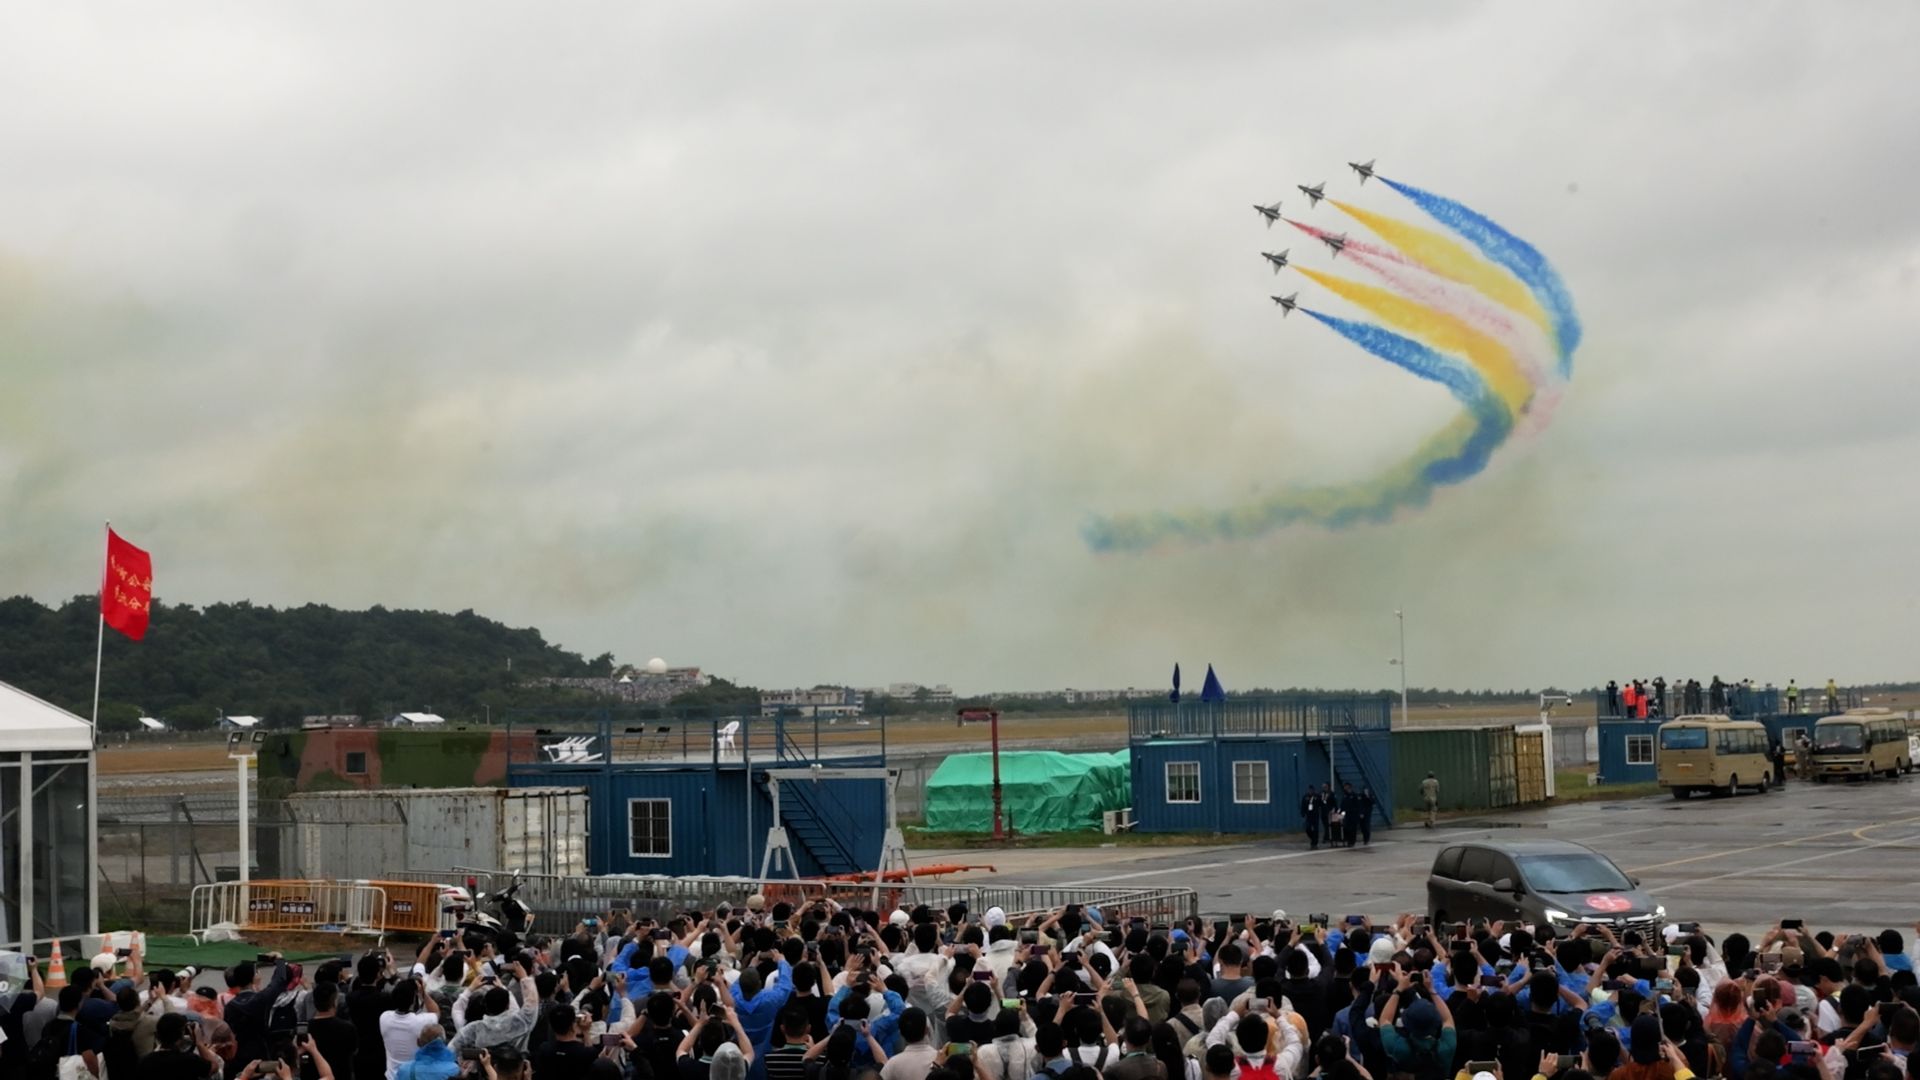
[389, 712, 446, 726]
[0, 681, 93, 752]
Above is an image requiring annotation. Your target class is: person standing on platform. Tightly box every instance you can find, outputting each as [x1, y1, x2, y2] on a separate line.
[1299, 787, 1324, 851]
[1339, 782, 1363, 848]
[1420, 772, 1440, 828]
[1356, 786, 1377, 846]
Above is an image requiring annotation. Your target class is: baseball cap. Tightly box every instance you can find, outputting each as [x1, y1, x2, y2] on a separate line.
[746, 894, 766, 912]
[1271, 909, 1288, 924]
[1085, 906, 1105, 927]
[888, 909, 911, 927]
[983, 906, 1007, 930]
[1368, 938, 1397, 965]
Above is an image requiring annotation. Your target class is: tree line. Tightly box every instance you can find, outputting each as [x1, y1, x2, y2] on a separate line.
[0, 595, 625, 732]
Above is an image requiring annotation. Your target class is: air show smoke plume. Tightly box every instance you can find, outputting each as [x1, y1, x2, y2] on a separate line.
[1085, 175, 1581, 553]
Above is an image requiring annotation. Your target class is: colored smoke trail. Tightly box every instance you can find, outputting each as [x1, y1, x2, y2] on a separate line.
[1381, 178, 1583, 374]
[1081, 315, 1512, 552]
[1330, 199, 1557, 360]
[1284, 219, 1409, 265]
[1292, 266, 1531, 415]
[1338, 248, 1553, 395]
[1084, 175, 1579, 553]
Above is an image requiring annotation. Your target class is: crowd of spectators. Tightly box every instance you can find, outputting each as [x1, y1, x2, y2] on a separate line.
[4, 901, 1919, 1080]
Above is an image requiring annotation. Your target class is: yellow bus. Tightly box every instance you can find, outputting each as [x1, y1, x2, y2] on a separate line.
[1657, 715, 1774, 799]
[1811, 709, 1910, 782]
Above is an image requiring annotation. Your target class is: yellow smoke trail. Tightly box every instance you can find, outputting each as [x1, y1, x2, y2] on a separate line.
[1293, 266, 1533, 415]
[1330, 199, 1555, 349]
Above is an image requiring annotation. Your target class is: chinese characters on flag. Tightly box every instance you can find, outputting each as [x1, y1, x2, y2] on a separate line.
[101, 527, 153, 640]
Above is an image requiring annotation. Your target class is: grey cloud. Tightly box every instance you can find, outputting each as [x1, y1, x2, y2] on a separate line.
[4, 1, 1917, 692]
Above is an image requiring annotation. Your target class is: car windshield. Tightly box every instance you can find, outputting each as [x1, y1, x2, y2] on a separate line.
[1814, 724, 1865, 753]
[1660, 727, 1709, 750]
[1518, 853, 1633, 893]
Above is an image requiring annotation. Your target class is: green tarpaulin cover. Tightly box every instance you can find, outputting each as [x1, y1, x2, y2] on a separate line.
[923, 749, 1132, 833]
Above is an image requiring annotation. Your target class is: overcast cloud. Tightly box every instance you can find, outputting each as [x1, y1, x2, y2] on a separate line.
[4, 2, 1918, 693]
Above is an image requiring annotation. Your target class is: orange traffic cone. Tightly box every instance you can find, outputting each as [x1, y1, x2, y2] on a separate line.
[44, 940, 67, 989]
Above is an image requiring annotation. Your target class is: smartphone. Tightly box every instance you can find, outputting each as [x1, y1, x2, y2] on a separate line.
[1479, 975, 1505, 988]
[1345, 915, 1365, 927]
[1019, 930, 1039, 945]
[652, 929, 672, 941]
[1466, 1062, 1499, 1076]
[1676, 922, 1700, 934]
[438, 929, 456, 939]
[1001, 998, 1022, 1010]
[1655, 979, 1675, 993]
[1451, 941, 1473, 954]
[114, 948, 132, 959]
[1555, 1056, 1577, 1072]
[295, 1022, 309, 1038]
[1636, 956, 1664, 978]
[256, 953, 274, 964]
[1211, 921, 1229, 937]
[947, 1043, 973, 1056]
[1308, 914, 1330, 928]
[601, 1033, 624, 1048]
[1073, 992, 1096, 1007]
[611, 900, 632, 912]
[971, 970, 993, 983]
[1667, 945, 1687, 957]
[1789, 1042, 1818, 1058]
[1781, 919, 1803, 931]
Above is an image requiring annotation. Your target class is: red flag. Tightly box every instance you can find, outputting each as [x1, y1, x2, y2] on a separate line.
[101, 527, 154, 641]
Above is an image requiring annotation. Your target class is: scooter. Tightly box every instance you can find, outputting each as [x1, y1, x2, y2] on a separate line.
[444, 871, 536, 957]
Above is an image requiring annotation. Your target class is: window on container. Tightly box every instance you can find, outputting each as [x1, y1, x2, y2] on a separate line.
[628, 799, 672, 858]
[1232, 761, 1269, 804]
[1166, 762, 1201, 804]
[344, 752, 367, 776]
[1625, 735, 1654, 765]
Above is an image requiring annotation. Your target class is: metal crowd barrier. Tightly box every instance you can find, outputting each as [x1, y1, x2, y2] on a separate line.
[188, 881, 392, 944]
[342, 868, 1195, 936]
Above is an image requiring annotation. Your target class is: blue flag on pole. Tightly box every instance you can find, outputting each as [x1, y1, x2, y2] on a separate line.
[1169, 663, 1181, 703]
[1200, 664, 1226, 703]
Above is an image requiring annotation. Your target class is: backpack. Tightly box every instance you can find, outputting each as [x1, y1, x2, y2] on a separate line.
[1171, 1012, 1200, 1037]
[268, 989, 309, 1035]
[102, 1025, 138, 1080]
[27, 1018, 77, 1080]
[1396, 1034, 1446, 1080]
[1236, 1056, 1281, 1080]
[1031, 1063, 1070, 1080]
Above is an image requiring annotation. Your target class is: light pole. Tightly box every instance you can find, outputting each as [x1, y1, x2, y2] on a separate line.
[227, 731, 265, 886]
[1396, 610, 1408, 728]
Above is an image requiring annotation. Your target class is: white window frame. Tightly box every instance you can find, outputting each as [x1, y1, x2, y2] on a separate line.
[627, 798, 672, 858]
[1166, 761, 1201, 804]
[1625, 735, 1654, 766]
[1232, 760, 1270, 804]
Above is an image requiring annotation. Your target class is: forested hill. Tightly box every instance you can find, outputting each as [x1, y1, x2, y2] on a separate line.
[0, 595, 617, 731]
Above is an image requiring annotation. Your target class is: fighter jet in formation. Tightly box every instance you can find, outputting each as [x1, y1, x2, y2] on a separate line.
[1296, 182, 1327, 207]
[1251, 200, 1283, 228]
[1318, 232, 1348, 257]
[1270, 292, 1300, 317]
[1261, 249, 1291, 273]
[1348, 159, 1376, 184]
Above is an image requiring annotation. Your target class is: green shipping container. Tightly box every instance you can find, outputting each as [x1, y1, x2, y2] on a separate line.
[1392, 726, 1519, 813]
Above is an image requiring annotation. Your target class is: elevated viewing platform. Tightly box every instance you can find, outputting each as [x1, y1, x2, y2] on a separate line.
[504, 705, 891, 768]
[1128, 694, 1393, 742]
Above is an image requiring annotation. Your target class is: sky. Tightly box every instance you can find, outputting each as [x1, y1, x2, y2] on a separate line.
[4, 2, 1918, 694]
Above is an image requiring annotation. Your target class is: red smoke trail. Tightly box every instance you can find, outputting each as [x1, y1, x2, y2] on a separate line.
[1283, 218, 1411, 264]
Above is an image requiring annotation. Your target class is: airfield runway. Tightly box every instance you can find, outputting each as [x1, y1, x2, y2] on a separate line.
[935, 773, 1920, 937]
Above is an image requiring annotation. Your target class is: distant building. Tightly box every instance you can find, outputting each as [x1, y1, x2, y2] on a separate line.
[387, 712, 447, 727]
[301, 714, 363, 729]
[532, 665, 710, 706]
[221, 715, 262, 731]
[868, 682, 956, 706]
[760, 687, 865, 718]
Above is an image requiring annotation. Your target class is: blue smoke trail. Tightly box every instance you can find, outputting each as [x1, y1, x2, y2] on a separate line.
[1305, 310, 1514, 485]
[1381, 177, 1583, 377]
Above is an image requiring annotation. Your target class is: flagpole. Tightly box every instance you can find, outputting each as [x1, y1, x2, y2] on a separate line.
[88, 521, 106, 941]
[90, 521, 108, 730]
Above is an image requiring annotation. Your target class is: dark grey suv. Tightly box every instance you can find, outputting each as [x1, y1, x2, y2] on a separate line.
[1426, 838, 1665, 938]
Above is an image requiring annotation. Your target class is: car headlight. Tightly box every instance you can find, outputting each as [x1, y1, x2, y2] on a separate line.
[1544, 908, 1572, 923]
[1655, 906, 1666, 919]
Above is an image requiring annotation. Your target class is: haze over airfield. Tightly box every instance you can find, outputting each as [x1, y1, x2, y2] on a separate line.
[3, 3, 1917, 692]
